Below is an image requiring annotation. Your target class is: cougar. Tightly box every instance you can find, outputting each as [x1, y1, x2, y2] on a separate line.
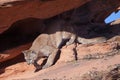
[22, 18, 107, 71]
[22, 19, 76, 71]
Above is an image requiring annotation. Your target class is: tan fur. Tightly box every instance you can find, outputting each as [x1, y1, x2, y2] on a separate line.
[23, 18, 107, 70]
[23, 34, 59, 70]
[23, 19, 76, 70]
[77, 37, 107, 44]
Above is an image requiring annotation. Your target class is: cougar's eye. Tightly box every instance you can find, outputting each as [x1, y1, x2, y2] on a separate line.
[31, 50, 36, 54]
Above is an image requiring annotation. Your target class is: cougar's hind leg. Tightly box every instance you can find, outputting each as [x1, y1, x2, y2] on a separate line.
[66, 34, 76, 46]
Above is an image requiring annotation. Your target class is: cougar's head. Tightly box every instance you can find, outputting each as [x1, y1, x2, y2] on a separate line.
[22, 50, 37, 65]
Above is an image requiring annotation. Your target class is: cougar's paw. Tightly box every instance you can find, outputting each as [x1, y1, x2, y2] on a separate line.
[34, 66, 42, 72]
[42, 64, 51, 69]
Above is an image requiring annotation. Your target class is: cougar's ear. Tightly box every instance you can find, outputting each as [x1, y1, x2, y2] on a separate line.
[22, 50, 29, 54]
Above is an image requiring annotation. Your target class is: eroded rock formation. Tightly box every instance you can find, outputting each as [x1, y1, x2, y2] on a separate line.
[0, 0, 120, 80]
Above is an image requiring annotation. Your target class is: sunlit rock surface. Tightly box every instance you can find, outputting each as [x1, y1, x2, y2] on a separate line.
[0, 0, 120, 80]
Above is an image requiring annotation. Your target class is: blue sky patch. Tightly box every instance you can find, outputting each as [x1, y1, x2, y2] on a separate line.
[105, 10, 120, 23]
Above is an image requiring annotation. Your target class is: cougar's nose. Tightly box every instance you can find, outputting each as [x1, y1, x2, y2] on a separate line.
[27, 62, 31, 65]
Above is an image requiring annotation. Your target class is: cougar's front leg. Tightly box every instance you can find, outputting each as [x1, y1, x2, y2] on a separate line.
[56, 32, 63, 48]
[33, 60, 42, 70]
[42, 49, 58, 69]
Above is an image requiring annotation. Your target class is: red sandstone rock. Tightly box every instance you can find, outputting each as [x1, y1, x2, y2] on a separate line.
[0, 0, 120, 80]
